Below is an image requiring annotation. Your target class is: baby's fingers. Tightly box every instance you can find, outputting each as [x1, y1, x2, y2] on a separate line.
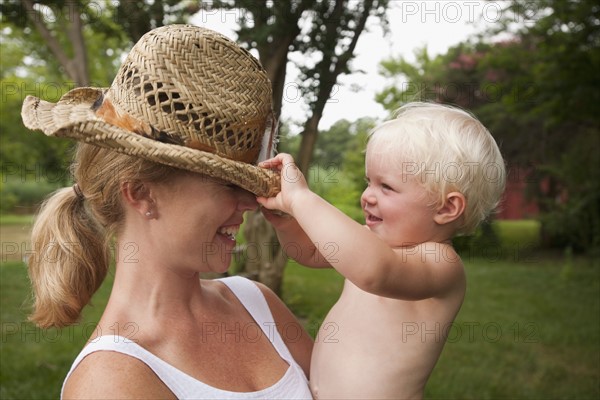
[259, 153, 296, 169]
[258, 159, 280, 169]
[257, 196, 278, 210]
[259, 154, 286, 169]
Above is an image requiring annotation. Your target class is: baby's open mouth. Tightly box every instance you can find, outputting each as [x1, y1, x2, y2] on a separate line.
[366, 213, 382, 223]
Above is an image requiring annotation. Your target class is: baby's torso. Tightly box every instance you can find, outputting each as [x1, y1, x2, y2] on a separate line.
[310, 279, 463, 400]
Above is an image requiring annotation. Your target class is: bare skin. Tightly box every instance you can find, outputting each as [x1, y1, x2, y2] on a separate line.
[257, 153, 466, 399]
[63, 174, 312, 399]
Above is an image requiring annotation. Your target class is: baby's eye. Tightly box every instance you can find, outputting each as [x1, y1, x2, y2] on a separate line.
[381, 183, 394, 191]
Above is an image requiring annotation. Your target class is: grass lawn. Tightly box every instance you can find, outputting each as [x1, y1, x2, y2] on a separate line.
[282, 256, 599, 399]
[0, 215, 36, 226]
[1, 217, 599, 399]
[0, 261, 114, 399]
[424, 255, 599, 399]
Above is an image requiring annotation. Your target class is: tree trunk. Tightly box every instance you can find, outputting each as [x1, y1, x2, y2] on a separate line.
[238, 0, 381, 294]
[260, 34, 296, 118]
[297, 113, 322, 175]
[296, 0, 373, 174]
[67, 2, 89, 86]
[242, 211, 287, 294]
[241, 29, 298, 295]
[22, 0, 89, 86]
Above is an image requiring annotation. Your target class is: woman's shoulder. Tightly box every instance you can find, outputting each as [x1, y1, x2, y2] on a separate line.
[62, 350, 175, 399]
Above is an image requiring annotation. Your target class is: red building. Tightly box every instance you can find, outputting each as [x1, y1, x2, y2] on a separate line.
[496, 165, 540, 220]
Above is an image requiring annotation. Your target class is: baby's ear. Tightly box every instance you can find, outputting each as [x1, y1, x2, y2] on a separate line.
[433, 192, 466, 225]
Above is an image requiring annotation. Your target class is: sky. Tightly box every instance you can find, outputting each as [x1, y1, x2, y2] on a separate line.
[192, 1, 498, 131]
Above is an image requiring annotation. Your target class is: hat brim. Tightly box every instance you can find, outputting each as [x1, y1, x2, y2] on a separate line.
[21, 88, 280, 197]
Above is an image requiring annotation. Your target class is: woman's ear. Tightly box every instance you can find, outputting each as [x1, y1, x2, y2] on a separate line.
[433, 192, 466, 226]
[121, 181, 155, 219]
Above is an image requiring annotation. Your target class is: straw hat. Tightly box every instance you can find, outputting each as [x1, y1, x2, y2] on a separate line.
[21, 25, 280, 197]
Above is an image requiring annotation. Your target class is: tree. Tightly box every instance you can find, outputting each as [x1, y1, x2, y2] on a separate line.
[219, 0, 388, 159]
[2, 0, 393, 290]
[225, 0, 316, 118]
[1, 1, 193, 85]
[210, 0, 389, 293]
[311, 117, 375, 222]
[375, 0, 600, 254]
[0, 1, 192, 183]
[1, 1, 124, 182]
[293, 0, 386, 174]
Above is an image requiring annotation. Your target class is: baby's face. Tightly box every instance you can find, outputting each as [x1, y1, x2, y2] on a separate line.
[361, 149, 439, 246]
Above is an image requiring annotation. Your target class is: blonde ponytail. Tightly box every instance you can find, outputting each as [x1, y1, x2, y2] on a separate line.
[28, 144, 180, 328]
[28, 188, 109, 328]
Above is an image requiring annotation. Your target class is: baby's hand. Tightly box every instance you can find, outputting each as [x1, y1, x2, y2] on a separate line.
[257, 153, 309, 216]
[259, 206, 296, 231]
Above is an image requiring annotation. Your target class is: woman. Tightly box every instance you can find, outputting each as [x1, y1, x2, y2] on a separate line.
[22, 25, 313, 399]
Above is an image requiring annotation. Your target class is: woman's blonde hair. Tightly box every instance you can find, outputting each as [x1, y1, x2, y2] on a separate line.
[28, 144, 180, 328]
[367, 102, 506, 235]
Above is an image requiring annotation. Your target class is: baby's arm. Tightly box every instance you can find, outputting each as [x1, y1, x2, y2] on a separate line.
[260, 207, 331, 268]
[258, 154, 464, 300]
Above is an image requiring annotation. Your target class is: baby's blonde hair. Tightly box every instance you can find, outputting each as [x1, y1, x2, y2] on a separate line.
[28, 144, 181, 328]
[367, 102, 506, 235]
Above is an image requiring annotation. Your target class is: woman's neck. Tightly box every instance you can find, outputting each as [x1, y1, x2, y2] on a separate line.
[97, 234, 211, 338]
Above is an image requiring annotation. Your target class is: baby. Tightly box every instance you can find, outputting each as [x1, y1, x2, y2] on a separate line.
[258, 102, 506, 399]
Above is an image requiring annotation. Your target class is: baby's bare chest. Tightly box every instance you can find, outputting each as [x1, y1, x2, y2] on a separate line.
[309, 284, 445, 399]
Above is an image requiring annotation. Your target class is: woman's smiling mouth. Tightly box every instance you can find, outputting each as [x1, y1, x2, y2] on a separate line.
[218, 225, 240, 241]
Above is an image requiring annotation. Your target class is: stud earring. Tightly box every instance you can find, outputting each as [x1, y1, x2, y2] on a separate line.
[145, 211, 152, 218]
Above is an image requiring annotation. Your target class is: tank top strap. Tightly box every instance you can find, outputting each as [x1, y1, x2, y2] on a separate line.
[218, 276, 294, 363]
[61, 335, 190, 398]
[61, 277, 309, 399]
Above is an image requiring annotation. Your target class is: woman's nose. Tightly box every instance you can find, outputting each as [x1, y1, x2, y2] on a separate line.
[237, 189, 258, 211]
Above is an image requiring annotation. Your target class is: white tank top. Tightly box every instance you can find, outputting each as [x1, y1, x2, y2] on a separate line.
[61, 276, 313, 399]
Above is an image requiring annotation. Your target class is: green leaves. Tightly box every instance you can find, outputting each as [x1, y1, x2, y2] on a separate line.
[374, 0, 600, 254]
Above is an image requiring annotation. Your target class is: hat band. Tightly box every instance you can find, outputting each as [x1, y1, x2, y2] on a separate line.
[95, 93, 261, 163]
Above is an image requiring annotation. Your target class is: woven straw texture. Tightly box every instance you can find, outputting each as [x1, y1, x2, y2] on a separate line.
[21, 25, 280, 197]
